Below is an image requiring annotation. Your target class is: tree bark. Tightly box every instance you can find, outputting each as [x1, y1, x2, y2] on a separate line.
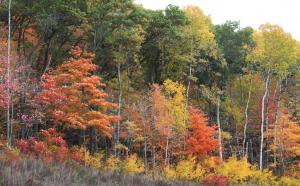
[217, 95, 223, 161]
[137, 101, 148, 174]
[165, 126, 170, 166]
[116, 60, 122, 155]
[6, 0, 12, 148]
[273, 81, 282, 165]
[260, 71, 270, 170]
[243, 72, 253, 156]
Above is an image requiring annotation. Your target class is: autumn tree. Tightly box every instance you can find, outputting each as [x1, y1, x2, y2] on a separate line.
[151, 84, 174, 166]
[36, 46, 118, 152]
[269, 110, 300, 173]
[183, 6, 217, 108]
[249, 24, 299, 170]
[186, 108, 219, 159]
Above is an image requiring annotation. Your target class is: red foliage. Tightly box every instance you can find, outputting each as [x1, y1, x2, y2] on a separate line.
[202, 175, 229, 186]
[186, 108, 219, 159]
[16, 128, 68, 163]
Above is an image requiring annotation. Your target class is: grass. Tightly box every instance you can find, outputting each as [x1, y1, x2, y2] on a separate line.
[0, 158, 200, 186]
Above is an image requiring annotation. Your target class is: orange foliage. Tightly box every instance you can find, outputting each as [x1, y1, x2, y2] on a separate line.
[186, 108, 219, 159]
[36, 47, 119, 137]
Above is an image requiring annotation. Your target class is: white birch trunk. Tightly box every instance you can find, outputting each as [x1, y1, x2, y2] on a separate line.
[260, 71, 270, 170]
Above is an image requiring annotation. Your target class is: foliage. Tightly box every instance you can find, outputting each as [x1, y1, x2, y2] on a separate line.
[202, 175, 229, 186]
[0, 1, 300, 185]
[16, 128, 68, 163]
[163, 79, 187, 131]
[37, 47, 119, 137]
[249, 23, 298, 78]
[186, 108, 219, 159]
[165, 156, 205, 181]
[122, 154, 144, 175]
[217, 156, 252, 184]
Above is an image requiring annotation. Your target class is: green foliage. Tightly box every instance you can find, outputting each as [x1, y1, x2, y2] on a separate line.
[214, 21, 255, 74]
[141, 5, 190, 83]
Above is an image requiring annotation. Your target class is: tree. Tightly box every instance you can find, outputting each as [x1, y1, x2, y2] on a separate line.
[87, 0, 145, 153]
[6, 0, 12, 148]
[37, 47, 118, 151]
[214, 21, 255, 74]
[141, 5, 190, 83]
[186, 108, 218, 159]
[183, 5, 217, 111]
[249, 23, 299, 170]
[269, 110, 300, 172]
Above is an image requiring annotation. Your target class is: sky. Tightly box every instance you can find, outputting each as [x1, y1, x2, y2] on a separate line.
[134, 0, 300, 41]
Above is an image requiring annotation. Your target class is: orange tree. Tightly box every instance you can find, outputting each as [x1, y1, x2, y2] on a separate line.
[186, 108, 219, 160]
[36, 47, 118, 152]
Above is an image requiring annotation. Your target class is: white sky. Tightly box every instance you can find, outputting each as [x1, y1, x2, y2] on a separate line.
[134, 0, 300, 41]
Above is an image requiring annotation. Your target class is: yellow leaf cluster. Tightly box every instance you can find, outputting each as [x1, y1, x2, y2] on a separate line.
[121, 154, 144, 175]
[164, 156, 205, 181]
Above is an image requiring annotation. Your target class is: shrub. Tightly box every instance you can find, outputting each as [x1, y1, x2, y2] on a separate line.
[202, 175, 229, 186]
[217, 156, 252, 184]
[164, 156, 205, 182]
[122, 154, 144, 175]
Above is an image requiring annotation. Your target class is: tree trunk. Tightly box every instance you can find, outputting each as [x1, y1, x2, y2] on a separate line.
[186, 64, 192, 105]
[273, 81, 282, 165]
[260, 71, 270, 170]
[116, 60, 122, 155]
[150, 107, 156, 177]
[217, 95, 223, 161]
[165, 126, 170, 166]
[243, 72, 253, 156]
[138, 101, 148, 174]
[6, 0, 12, 148]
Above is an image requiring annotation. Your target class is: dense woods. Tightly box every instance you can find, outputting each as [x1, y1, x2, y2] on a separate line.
[0, 0, 299, 185]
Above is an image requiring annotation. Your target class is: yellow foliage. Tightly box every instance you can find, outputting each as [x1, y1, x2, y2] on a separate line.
[218, 156, 252, 184]
[278, 177, 300, 186]
[221, 131, 232, 141]
[183, 5, 217, 57]
[250, 169, 276, 185]
[163, 79, 187, 131]
[105, 156, 120, 171]
[122, 154, 144, 175]
[85, 152, 103, 169]
[164, 166, 177, 180]
[165, 156, 205, 181]
[249, 24, 298, 78]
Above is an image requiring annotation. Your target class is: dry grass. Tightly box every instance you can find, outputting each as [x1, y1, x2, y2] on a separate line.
[0, 158, 200, 186]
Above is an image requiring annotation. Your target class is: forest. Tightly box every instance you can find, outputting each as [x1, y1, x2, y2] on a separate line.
[0, 0, 299, 185]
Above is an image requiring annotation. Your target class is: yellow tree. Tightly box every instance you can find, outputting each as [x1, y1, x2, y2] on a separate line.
[249, 24, 299, 170]
[162, 79, 187, 160]
[183, 6, 217, 108]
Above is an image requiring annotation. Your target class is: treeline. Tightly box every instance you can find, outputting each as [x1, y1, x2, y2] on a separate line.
[0, 0, 299, 185]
